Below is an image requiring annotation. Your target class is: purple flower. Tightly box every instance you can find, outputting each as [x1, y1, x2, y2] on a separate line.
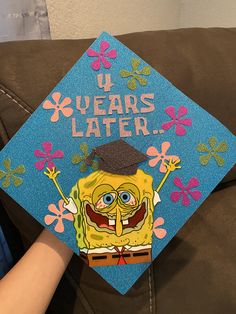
[34, 142, 64, 171]
[162, 106, 192, 136]
[87, 40, 117, 71]
[171, 177, 202, 207]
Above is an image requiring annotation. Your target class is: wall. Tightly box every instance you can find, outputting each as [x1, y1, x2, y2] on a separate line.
[180, 0, 236, 28]
[46, 0, 236, 39]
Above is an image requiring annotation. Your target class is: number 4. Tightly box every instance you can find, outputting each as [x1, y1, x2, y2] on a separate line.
[97, 73, 114, 92]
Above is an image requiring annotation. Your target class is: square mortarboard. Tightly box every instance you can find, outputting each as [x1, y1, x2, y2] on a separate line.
[85, 140, 148, 175]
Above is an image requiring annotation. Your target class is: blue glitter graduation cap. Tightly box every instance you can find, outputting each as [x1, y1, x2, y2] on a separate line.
[0, 32, 235, 294]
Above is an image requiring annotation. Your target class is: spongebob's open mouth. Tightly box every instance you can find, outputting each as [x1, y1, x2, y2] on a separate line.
[85, 201, 147, 233]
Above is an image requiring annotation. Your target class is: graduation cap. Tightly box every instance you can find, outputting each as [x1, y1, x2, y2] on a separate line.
[85, 140, 147, 175]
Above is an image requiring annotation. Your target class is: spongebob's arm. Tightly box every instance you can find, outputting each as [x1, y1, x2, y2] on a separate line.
[44, 167, 77, 214]
[156, 158, 181, 193]
[44, 167, 69, 204]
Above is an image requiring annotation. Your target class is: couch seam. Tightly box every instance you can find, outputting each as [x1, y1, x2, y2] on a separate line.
[66, 267, 95, 314]
[0, 117, 9, 145]
[148, 267, 153, 314]
[0, 87, 32, 115]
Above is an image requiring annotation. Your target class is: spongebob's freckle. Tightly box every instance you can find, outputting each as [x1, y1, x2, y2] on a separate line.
[73, 190, 78, 199]
[77, 214, 81, 228]
[84, 178, 97, 188]
[91, 234, 103, 240]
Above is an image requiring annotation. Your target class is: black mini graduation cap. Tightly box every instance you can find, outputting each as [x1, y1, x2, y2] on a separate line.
[85, 140, 147, 175]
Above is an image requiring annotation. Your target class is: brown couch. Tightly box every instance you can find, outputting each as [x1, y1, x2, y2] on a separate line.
[0, 28, 236, 314]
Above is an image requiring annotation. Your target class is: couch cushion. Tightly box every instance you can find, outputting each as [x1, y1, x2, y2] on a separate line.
[154, 184, 236, 314]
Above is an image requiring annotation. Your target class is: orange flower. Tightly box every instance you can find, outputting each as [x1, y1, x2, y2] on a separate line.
[43, 92, 73, 122]
[146, 142, 179, 173]
[153, 217, 167, 239]
[44, 200, 73, 233]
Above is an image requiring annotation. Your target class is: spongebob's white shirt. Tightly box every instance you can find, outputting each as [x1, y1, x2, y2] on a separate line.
[80, 244, 152, 254]
[63, 197, 77, 214]
[153, 191, 161, 206]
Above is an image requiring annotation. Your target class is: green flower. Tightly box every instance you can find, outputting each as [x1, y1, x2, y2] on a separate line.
[71, 142, 98, 172]
[119, 58, 151, 90]
[197, 137, 228, 166]
[0, 158, 25, 188]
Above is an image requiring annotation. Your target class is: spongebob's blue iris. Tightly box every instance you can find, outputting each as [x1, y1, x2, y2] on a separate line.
[120, 192, 131, 203]
[103, 193, 114, 205]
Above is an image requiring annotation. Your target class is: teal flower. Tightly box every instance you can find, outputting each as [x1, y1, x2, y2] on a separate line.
[71, 142, 98, 172]
[119, 58, 151, 90]
[0, 158, 25, 188]
[197, 137, 228, 166]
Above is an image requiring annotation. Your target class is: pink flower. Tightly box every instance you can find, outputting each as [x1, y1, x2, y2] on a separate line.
[87, 40, 117, 71]
[171, 177, 202, 207]
[153, 217, 167, 239]
[161, 106, 192, 136]
[146, 142, 179, 173]
[44, 200, 73, 233]
[43, 92, 73, 122]
[34, 142, 64, 171]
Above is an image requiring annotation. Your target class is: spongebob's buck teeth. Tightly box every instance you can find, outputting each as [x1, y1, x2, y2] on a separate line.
[108, 219, 115, 226]
[108, 219, 129, 226]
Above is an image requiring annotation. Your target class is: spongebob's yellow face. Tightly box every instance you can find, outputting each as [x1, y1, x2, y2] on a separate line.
[73, 169, 154, 249]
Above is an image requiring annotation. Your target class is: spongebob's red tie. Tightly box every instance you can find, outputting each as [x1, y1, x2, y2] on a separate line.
[114, 246, 127, 265]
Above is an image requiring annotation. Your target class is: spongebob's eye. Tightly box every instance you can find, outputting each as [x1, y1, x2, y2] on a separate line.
[96, 193, 116, 208]
[103, 193, 114, 205]
[119, 191, 136, 205]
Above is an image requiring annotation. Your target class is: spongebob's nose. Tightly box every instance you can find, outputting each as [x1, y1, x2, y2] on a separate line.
[115, 207, 123, 237]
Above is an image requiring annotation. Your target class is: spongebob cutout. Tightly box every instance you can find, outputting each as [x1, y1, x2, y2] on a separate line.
[44, 140, 180, 266]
